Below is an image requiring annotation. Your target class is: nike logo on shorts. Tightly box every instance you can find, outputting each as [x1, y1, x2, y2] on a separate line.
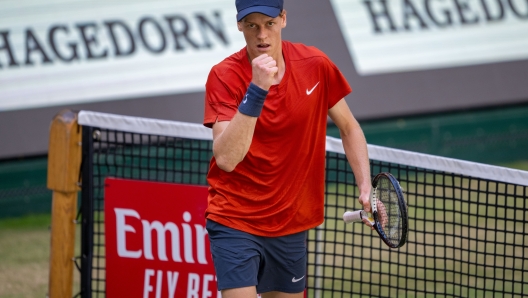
[306, 82, 320, 95]
[292, 275, 305, 283]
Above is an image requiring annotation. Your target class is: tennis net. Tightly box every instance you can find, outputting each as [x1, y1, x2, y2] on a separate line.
[75, 110, 528, 298]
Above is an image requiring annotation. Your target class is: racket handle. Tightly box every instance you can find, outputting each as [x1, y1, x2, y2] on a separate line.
[343, 210, 367, 223]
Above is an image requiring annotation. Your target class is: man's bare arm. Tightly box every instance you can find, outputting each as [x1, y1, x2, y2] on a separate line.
[212, 113, 257, 172]
[211, 54, 278, 172]
[328, 98, 372, 212]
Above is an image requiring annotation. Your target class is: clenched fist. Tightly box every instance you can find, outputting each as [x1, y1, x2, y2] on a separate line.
[251, 54, 278, 91]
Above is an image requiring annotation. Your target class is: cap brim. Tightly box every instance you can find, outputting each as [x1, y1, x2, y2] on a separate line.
[237, 6, 281, 21]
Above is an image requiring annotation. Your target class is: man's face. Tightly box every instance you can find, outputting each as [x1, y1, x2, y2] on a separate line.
[237, 11, 287, 60]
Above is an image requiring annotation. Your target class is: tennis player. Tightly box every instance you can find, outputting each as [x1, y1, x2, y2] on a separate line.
[203, 0, 372, 297]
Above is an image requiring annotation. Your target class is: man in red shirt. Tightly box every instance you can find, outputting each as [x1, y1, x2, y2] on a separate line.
[203, 0, 372, 297]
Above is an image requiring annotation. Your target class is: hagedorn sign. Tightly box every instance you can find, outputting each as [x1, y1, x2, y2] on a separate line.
[0, 0, 245, 111]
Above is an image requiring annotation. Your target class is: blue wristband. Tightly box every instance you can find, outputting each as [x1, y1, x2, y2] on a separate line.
[238, 83, 269, 117]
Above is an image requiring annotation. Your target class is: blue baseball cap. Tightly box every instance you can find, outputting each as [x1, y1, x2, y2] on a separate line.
[236, 0, 284, 22]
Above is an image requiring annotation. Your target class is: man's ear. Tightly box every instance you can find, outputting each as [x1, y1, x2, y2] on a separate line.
[281, 10, 287, 28]
[237, 21, 243, 31]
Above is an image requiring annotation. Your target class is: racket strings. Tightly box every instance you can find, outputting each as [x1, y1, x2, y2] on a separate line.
[377, 178, 403, 246]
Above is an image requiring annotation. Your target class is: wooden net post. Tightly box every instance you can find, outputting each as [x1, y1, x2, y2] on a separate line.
[47, 110, 82, 298]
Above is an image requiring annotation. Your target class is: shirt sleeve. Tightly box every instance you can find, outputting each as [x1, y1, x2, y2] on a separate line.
[324, 58, 352, 109]
[203, 67, 239, 128]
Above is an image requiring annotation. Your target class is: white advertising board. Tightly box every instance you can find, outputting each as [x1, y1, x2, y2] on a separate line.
[0, 0, 245, 111]
[330, 0, 528, 75]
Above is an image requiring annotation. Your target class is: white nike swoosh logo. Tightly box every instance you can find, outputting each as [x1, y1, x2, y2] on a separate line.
[306, 82, 319, 95]
[242, 94, 248, 104]
[292, 276, 305, 283]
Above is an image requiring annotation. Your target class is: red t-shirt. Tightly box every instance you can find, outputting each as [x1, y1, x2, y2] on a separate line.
[203, 41, 352, 237]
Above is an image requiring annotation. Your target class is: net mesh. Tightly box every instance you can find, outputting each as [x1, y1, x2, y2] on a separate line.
[80, 127, 212, 297]
[79, 116, 528, 298]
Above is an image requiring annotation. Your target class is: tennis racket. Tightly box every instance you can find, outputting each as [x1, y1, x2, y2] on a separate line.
[343, 172, 408, 248]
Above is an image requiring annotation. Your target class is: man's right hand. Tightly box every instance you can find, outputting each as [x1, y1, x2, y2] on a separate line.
[251, 54, 278, 91]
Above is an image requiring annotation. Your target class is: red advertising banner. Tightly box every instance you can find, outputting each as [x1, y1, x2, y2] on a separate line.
[104, 177, 217, 298]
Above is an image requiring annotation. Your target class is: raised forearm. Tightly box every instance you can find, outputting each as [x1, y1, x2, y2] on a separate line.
[212, 54, 278, 172]
[212, 112, 258, 172]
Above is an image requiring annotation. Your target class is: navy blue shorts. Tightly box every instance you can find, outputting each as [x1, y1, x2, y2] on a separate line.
[206, 220, 307, 294]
